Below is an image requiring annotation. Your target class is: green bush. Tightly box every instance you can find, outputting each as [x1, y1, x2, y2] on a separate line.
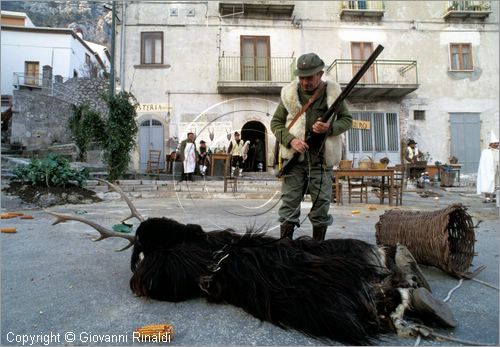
[11, 154, 89, 188]
[68, 103, 105, 161]
[101, 91, 139, 181]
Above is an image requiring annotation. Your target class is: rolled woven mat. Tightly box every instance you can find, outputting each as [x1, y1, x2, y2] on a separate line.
[375, 203, 476, 278]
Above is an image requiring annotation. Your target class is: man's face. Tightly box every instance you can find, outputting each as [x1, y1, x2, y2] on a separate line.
[298, 71, 324, 93]
[188, 133, 194, 141]
[235, 134, 240, 140]
[491, 142, 499, 149]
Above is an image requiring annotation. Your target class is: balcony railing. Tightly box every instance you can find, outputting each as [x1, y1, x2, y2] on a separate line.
[444, 0, 491, 19]
[340, 1, 385, 18]
[218, 56, 295, 93]
[13, 73, 43, 88]
[327, 59, 418, 99]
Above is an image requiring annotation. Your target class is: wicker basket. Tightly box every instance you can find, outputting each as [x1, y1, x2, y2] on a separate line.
[358, 157, 372, 169]
[339, 160, 352, 169]
[371, 162, 386, 169]
[375, 203, 475, 278]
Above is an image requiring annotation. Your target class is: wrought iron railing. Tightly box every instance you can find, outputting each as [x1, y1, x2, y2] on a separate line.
[341, 0, 385, 10]
[446, 0, 491, 11]
[218, 56, 295, 83]
[326, 59, 418, 85]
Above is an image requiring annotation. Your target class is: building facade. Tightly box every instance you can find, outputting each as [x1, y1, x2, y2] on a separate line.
[115, 1, 498, 174]
[1, 10, 110, 98]
[1, 10, 111, 148]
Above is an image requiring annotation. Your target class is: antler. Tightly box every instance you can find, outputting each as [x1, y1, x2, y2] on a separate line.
[95, 178, 144, 223]
[47, 179, 144, 252]
[47, 211, 135, 251]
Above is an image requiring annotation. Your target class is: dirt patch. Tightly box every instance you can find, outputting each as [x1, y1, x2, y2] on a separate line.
[3, 182, 102, 208]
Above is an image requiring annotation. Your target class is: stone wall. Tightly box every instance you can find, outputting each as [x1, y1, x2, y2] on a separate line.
[10, 72, 109, 149]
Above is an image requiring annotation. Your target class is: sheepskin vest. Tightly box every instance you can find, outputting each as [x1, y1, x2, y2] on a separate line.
[280, 80, 343, 167]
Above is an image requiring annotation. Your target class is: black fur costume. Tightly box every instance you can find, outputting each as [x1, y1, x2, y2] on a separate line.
[130, 217, 421, 345]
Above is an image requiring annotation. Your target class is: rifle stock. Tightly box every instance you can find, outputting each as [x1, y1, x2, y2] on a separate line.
[277, 45, 384, 177]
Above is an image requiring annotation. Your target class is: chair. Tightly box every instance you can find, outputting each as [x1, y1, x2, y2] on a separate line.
[347, 177, 368, 203]
[380, 165, 405, 206]
[146, 149, 161, 174]
[223, 154, 238, 193]
[331, 181, 343, 205]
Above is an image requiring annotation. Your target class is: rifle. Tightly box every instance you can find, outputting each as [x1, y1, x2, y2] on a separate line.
[277, 44, 384, 177]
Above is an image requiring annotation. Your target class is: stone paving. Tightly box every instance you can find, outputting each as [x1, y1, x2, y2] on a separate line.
[0, 178, 498, 346]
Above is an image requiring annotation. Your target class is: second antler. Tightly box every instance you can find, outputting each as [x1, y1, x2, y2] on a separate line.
[47, 179, 144, 251]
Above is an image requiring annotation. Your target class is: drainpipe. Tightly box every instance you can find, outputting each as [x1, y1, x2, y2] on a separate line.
[109, 0, 116, 96]
[120, 0, 126, 92]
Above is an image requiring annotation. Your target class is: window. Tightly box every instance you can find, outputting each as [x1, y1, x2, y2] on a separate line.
[85, 53, 91, 65]
[414, 110, 425, 120]
[240, 36, 270, 81]
[347, 111, 400, 162]
[450, 43, 473, 71]
[24, 61, 39, 85]
[141, 32, 163, 64]
[351, 42, 375, 83]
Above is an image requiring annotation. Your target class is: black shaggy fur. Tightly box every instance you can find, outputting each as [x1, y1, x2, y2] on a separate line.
[130, 217, 412, 345]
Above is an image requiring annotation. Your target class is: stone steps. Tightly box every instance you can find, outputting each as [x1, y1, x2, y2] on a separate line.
[84, 178, 282, 200]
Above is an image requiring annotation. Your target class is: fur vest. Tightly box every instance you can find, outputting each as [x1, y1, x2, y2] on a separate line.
[280, 80, 343, 167]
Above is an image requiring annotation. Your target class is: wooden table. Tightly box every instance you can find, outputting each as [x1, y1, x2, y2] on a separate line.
[333, 168, 395, 206]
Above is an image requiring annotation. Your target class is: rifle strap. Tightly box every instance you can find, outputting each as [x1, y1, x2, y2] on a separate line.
[287, 81, 326, 130]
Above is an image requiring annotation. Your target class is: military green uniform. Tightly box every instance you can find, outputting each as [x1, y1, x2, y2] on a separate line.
[271, 84, 351, 230]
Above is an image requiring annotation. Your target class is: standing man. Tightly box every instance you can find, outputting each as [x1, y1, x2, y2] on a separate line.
[227, 131, 245, 176]
[477, 131, 499, 203]
[178, 132, 198, 181]
[270, 52, 352, 241]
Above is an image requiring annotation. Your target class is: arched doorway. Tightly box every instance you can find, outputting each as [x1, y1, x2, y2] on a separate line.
[241, 121, 267, 172]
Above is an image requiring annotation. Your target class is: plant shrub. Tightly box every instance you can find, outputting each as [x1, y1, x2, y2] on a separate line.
[11, 154, 89, 188]
[101, 91, 138, 181]
[68, 103, 105, 161]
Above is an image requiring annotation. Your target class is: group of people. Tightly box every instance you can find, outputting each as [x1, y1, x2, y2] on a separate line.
[176, 132, 210, 181]
[176, 131, 266, 181]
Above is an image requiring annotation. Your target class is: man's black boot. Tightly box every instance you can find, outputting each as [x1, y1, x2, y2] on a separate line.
[280, 222, 295, 240]
[312, 225, 327, 241]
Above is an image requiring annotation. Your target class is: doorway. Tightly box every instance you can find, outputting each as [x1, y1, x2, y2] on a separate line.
[139, 118, 164, 171]
[241, 121, 267, 172]
[450, 113, 480, 173]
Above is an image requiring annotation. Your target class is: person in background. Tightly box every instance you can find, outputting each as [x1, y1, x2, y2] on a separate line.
[404, 139, 422, 164]
[477, 131, 499, 203]
[178, 132, 198, 181]
[253, 138, 265, 172]
[198, 140, 210, 176]
[227, 131, 245, 176]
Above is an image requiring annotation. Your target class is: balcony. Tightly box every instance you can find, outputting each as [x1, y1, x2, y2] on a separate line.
[340, 1, 385, 19]
[443, 0, 491, 20]
[326, 59, 419, 100]
[12, 72, 43, 89]
[219, 2, 295, 19]
[218, 56, 295, 94]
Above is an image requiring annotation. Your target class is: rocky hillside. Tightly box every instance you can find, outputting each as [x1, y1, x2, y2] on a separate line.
[2, 1, 111, 47]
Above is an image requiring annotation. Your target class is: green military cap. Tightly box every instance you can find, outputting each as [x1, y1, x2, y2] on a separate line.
[294, 53, 325, 77]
